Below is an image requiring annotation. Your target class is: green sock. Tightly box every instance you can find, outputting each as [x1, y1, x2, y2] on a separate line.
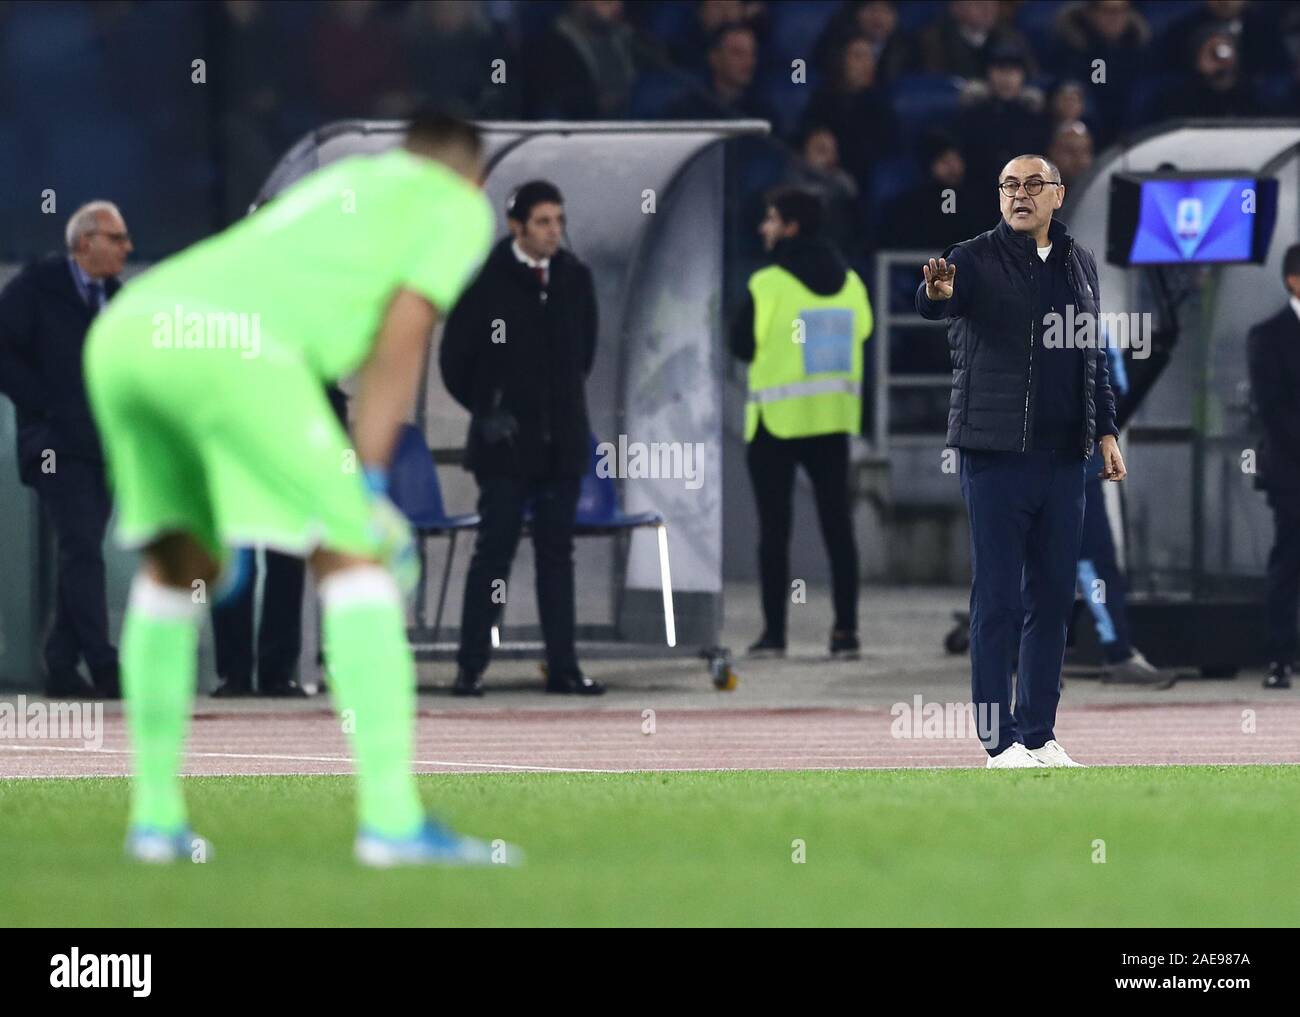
[121, 575, 200, 833]
[321, 567, 423, 838]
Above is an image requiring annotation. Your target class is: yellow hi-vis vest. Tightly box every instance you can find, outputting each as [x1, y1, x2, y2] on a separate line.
[745, 264, 873, 441]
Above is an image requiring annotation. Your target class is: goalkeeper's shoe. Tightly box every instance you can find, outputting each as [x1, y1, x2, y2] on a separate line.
[354, 818, 523, 868]
[126, 827, 213, 864]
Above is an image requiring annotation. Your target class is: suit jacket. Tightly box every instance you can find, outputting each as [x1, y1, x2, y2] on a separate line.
[439, 238, 597, 478]
[0, 255, 120, 484]
[1246, 303, 1300, 493]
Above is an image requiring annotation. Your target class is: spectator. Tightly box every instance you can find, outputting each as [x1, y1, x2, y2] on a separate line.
[1160, 27, 1261, 119]
[1163, 0, 1289, 77]
[801, 34, 900, 190]
[406, 1, 518, 118]
[1245, 243, 1300, 690]
[958, 44, 1051, 189]
[1052, 1, 1150, 148]
[0, 202, 133, 700]
[668, 0, 767, 72]
[439, 181, 605, 697]
[667, 20, 772, 119]
[816, 1, 915, 85]
[1047, 120, 1094, 189]
[881, 130, 988, 250]
[784, 125, 862, 255]
[1046, 78, 1088, 133]
[919, 0, 1038, 81]
[529, 0, 639, 119]
[309, 0, 411, 118]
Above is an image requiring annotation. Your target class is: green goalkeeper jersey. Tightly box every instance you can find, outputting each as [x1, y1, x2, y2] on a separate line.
[109, 147, 493, 380]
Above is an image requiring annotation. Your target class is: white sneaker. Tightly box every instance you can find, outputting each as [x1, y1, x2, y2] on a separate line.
[985, 743, 1049, 768]
[1024, 740, 1086, 767]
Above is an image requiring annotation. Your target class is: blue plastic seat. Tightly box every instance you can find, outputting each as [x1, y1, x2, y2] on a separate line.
[575, 436, 665, 532]
[389, 424, 480, 533]
[387, 423, 480, 644]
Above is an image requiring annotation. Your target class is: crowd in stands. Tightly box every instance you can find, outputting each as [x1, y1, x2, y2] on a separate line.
[2, 0, 1298, 267]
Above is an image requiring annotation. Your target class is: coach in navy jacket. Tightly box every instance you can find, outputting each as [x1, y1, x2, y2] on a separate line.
[0, 201, 132, 698]
[915, 154, 1125, 768]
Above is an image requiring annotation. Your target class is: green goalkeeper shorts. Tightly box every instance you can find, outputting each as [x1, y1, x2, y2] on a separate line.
[84, 302, 379, 561]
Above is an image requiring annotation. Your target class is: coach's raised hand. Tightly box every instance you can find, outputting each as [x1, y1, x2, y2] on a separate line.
[922, 257, 956, 300]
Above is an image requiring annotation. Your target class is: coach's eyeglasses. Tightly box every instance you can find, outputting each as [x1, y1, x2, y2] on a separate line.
[88, 230, 132, 245]
[998, 177, 1062, 197]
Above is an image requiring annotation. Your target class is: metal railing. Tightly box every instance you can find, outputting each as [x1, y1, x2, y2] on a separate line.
[872, 250, 952, 455]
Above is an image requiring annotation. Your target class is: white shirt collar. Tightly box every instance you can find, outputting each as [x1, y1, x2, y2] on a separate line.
[1290, 295, 1300, 324]
[511, 240, 549, 271]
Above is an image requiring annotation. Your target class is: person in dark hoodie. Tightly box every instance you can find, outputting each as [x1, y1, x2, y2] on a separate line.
[439, 180, 604, 697]
[730, 188, 873, 660]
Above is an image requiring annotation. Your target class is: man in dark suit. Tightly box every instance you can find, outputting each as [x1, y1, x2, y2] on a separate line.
[0, 201, 132, 698]
[1246, 243, 1300, 690]
[439, 180, 603, 696]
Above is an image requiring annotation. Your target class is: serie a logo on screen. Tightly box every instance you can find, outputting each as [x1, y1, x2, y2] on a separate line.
[1175, 198, 1203, 241]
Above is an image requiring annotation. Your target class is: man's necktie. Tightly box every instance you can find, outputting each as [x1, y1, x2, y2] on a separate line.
[532, 266, 546, 288]
[86, 281, 104, 313]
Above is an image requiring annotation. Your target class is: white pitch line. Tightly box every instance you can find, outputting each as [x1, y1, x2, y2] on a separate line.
[0, 742, 620, 774]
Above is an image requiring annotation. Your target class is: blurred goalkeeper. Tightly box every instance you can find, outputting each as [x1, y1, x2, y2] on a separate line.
[85, 110, 510, 867]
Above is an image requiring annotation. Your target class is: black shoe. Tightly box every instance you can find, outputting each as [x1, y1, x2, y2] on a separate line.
[1263, 663, 1293, 690]
[90, 662, 121, 700]
[259, 679, 310, 698]
[211, 678, 255, 698]
[44, 667, 95, 699]
[545, 672, 606, 695]
[452, 668, 485, 697]
[829, 630, 860, 660]
[746, 634, 786, 658]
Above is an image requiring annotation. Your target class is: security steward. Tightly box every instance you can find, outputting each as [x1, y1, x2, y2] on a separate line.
[730, 187, 873, 660]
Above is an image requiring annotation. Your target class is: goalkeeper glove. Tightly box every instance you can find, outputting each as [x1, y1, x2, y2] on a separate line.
[363, 467, 420, 598]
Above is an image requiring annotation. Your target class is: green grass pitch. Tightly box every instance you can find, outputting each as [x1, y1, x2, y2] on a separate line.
[2, 767, 1297, 926]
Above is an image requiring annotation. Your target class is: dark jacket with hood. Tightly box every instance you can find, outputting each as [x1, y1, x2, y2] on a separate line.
[730, 236, 851, 363]
[0, 254, 120, 484]
[915, 217, 1118, 458]
[440, 236, 597, 478]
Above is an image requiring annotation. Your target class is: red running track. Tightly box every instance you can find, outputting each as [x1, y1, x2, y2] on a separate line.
[1, 702, 1297, 777]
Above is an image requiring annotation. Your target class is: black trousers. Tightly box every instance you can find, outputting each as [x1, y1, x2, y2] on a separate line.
[1265, 490, 1300, 665]
[35, 457, 117, 677]
[211, 550, 306, 689]
[457, 472, 581, 677]
[746, 421, 859, 639]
